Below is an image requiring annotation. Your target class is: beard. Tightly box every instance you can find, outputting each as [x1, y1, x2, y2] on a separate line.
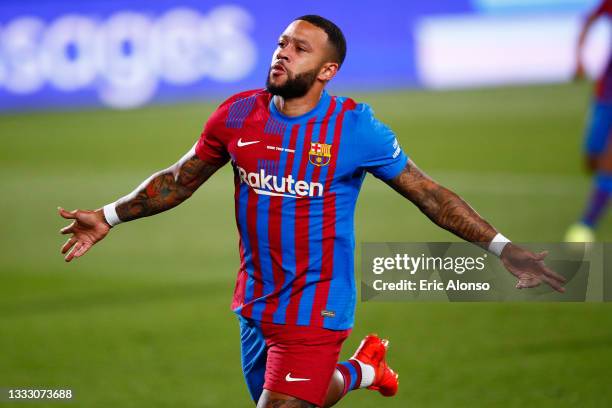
[265, 66, 318, 99]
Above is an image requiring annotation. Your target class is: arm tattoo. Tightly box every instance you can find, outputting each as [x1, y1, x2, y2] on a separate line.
[115, 150, 221, 222]
[386, 160, 497, 247]
[264, 398, 316, 408]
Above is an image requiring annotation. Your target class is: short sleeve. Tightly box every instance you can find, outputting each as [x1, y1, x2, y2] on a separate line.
[357, 104, 408, 180]
[195, 104, 231, 167]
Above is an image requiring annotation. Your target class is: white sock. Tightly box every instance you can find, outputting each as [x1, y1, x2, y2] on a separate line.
[351, 358, 375, 388]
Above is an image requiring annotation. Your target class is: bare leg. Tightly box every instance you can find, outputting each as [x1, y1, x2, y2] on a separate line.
[586, 154, 598, 173]
[322, 369, 346, 407]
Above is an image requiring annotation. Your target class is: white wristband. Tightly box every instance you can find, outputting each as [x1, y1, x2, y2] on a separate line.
[488, 233, 510, 257]
[103, 203, 122, 227]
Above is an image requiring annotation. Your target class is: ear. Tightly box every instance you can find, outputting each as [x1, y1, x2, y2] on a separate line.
[317, 62, 339, 82]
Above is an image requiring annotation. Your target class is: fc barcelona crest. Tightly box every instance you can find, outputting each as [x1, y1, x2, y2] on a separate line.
[309, 142, 332, 166]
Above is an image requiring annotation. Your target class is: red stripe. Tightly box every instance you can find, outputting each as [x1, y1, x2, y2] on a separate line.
[231, 235, 248, 310]
[284, 100, 337, 325]
[596, 77, 603, 99]
[231, 178, 246, 309]
[348, 359, 363, 389]
[261, 124, 300, 322]
[310, 99, 356, 327]
[298, 98, 337, 325]
[231, 107, 253, 311]
[310, 98, 337, 185]
[284, 117, 317, 325]
[240, 191, 260, 318]
[335, 363, 352, 396]
[237, 101, 269, 318]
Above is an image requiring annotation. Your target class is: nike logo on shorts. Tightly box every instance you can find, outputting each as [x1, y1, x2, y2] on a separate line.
[237, 138, 260, 147]
[285, 373, 310, 382]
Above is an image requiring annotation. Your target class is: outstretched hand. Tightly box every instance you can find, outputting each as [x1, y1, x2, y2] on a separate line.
[58, 207, 111, 262]
[500, 244, 566, 293]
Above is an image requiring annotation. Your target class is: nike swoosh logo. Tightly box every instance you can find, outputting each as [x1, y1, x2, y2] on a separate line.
[237, 138, 260, 147]
[285, 373, 310, 382]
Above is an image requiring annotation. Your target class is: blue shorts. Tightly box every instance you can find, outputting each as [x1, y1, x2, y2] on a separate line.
[238, 316, 268, 403]
[585, 101, 612, 155]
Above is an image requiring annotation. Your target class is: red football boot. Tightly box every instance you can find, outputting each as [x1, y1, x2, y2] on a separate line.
[351, 334, 399, 397]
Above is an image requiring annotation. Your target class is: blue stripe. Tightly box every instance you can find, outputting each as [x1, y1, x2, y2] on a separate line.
[279, 119, 286, 134]
[250, 160, 278, 319]
[342, 362, 358, 390]
[323, 194, 356, 329]
[296, 115, 324, 325]
[237, 182, 256, 309]
[271, 125, 292, 314]
[227, 96, 256, 129]
[264, 117, 271, 134]
[294, 119, 321, 325]
[250, 192, 271, 320]
[296, 101, 341, 325]
[323, 110, 359, 329]
[273, 123, 308, 324]
[264, 116, 287, 135]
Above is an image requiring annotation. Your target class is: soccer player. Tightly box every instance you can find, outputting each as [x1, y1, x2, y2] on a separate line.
[566, 0, 612, 242]
[58, 15, 566, 408]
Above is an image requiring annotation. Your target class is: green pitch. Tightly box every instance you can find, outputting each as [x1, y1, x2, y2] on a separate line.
[1, 83, 611, 407]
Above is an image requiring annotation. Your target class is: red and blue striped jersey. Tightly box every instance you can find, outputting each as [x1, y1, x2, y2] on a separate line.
[195, 89, 408, 330]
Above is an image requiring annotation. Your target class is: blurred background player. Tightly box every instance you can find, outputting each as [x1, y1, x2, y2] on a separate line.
[566, 0, 612, 242]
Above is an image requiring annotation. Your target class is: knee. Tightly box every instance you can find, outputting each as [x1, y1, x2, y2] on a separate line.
[586, 155, 598, 173]
[257, 390, 316, 408]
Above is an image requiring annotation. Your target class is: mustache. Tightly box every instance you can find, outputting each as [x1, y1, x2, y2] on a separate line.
[270, 63, 289, 75]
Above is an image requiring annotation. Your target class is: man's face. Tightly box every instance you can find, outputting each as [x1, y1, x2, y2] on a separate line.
[266, 20, 333, 99]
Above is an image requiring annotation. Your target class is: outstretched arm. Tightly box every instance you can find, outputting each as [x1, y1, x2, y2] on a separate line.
[386, 160, 566, 292]
[113, 145, 221, 221]
[58, 145, 222, 262]
[575, 5, 603, 80]
[387, 160, 496, 245]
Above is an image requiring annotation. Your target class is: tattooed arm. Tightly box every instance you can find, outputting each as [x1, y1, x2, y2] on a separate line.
[386, 160, 566, 292]
[58, 145, 223, 262]
[114, 146, 220, 221]
[387, 160, 496, 246]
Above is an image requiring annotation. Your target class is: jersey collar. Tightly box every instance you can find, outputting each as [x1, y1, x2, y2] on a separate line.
[269, 90, 331, 124]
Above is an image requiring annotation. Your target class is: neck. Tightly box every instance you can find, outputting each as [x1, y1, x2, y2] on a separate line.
[273, 87, 324, 117]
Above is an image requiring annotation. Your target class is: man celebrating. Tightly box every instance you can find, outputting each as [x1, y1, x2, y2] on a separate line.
[58, 15, 566, 408]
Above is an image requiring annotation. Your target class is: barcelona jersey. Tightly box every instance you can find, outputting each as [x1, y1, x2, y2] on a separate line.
[195, 89, 407, 330]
